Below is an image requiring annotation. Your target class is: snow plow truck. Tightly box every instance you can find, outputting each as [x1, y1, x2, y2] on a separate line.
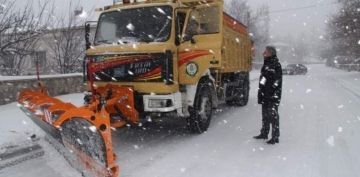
[17, 0, 253, 176]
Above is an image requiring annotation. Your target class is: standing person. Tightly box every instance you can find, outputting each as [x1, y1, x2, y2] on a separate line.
[254, 46, 282, 144]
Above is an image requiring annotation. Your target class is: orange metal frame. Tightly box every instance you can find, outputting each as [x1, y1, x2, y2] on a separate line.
[17, 57, 141, 177]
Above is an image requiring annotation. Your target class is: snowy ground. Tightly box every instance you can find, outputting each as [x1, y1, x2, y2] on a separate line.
[1, 64, 360, 177]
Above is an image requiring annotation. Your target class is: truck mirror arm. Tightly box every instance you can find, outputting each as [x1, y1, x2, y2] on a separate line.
[183, 34, 196, 44]
[175, 37, 181, 46]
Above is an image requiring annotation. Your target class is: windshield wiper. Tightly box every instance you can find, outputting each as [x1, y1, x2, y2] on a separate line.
[139, 35, 154, 43]
[154, 19, 170, 42]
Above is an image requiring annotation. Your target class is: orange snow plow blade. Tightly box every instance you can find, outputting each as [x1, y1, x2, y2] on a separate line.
[17, 83, 139, 177]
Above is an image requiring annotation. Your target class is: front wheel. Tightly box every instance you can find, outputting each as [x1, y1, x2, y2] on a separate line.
[187, 79, 213, 134]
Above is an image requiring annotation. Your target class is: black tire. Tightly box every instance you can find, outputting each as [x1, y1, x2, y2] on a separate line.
[187, 79, 213, 134]
[234, 73, 250, 106]
[226, 72, 250, 107]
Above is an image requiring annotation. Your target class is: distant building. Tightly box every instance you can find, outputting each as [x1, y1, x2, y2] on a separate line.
[0, 25, 96, 76]
[0, 9, 98, 76]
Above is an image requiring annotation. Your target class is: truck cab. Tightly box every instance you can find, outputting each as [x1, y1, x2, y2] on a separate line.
[85, 0, 252, 133]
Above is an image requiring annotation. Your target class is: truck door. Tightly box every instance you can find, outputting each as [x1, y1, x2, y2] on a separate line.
[176, 5, 222, 85]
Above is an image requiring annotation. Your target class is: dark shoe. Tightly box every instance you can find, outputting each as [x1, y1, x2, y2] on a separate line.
[253, 134, 268, 140]
[266, 138, 279, 144]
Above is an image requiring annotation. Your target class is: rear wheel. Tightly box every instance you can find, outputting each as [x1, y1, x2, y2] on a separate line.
[226, 72, 250, 107]
[187, 79, 213, 134]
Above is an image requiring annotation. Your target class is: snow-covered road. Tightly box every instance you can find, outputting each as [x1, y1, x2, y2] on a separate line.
[1, 64, 360, 177]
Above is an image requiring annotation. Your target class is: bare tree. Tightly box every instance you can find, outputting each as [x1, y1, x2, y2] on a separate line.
[224, 0, 251, 25]
[46, 1, 86, 74]
[0, 0, 50, 75]
[287, 33, 309, 62]
[249, 5, 270, 47]
[225, 0, 270, 61]
[326, 0, 360, 58]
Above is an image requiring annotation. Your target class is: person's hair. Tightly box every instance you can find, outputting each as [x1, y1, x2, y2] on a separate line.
[266, 46, 277, 57]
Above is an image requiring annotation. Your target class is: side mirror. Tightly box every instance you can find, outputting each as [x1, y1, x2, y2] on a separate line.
[85, 23, 91, 50]
[183, 34, 191, 42]
[183, 34, 196, 44]
[85, 21, 98, 49]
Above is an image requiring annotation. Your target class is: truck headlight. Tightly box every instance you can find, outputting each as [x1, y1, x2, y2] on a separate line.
[149, 99, 173, 108]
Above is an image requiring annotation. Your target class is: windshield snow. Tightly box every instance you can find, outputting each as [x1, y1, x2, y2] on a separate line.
[94, 6, 172, 45]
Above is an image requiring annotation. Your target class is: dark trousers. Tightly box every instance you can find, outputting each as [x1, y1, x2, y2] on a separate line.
[261, 103, 280, 138]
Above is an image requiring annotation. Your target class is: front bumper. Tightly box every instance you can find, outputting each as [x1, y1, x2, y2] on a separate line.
[143, 92, 182, 113]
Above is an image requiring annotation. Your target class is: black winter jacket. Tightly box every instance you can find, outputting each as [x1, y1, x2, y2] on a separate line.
[258, 56, 282, 105]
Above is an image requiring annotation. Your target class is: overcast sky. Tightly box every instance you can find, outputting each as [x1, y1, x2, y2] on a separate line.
[247, 0, 339, 40]
[71, 0, 339, 39]
[17, 0, 339, 41]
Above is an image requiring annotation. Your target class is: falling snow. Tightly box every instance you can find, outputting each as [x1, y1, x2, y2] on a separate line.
[306, 89, 312, 94]
[77, 10, 88, 18]
[260, 77, 266, 85]
[337, 127, 343, 133]
[76, 138, 83, 145]
[300, 104, 304, 109]
[126, 23, 135, 31]
[156, 7, 166, 15]
[0, 0, 359, 176]
[89, 126, 97, 133]
[326, 136, 335, 147]
[132, 44, 138, 49]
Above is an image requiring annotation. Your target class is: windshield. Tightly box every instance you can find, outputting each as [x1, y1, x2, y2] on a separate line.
[94, 6, 172, 45]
